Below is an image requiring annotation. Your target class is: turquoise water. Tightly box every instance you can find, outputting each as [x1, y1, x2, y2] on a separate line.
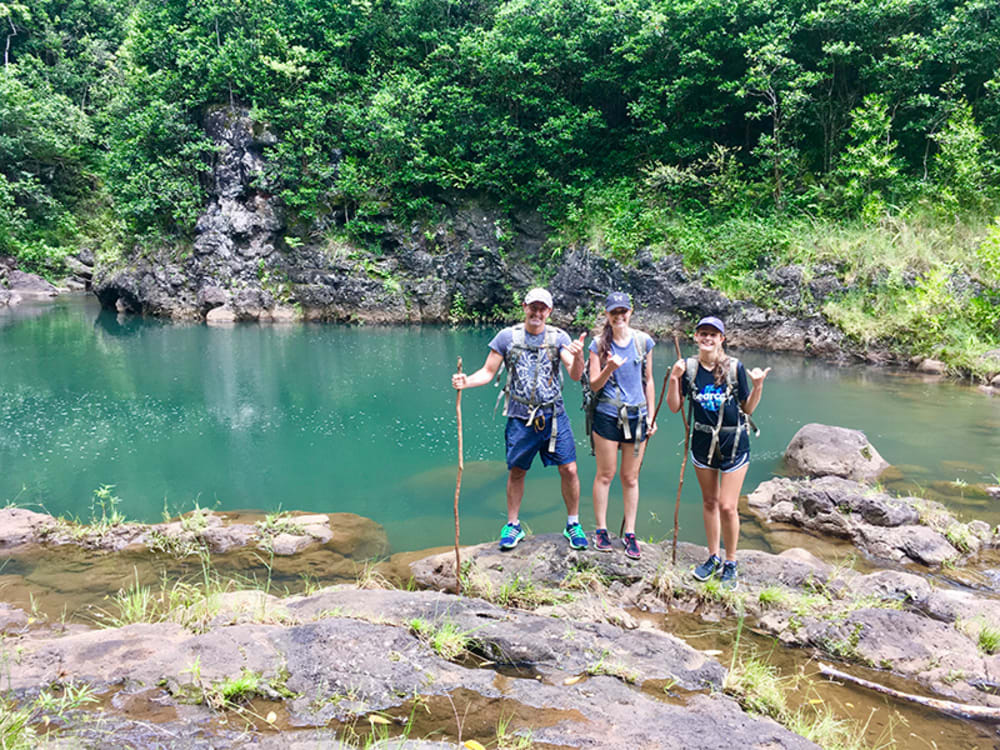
[2, 296, 999, 554]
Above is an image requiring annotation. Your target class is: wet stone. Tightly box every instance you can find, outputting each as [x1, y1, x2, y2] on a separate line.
[783, 423, 890, 482]
[0, 603, 29, 634]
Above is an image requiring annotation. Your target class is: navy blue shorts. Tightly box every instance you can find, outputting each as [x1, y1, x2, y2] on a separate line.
[691, 449, 750, 473]
[592, 410, 648, 444]
[505, 412, 576, 470]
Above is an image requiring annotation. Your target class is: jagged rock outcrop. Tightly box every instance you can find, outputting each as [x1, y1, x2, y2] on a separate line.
[89, 108, 851, 355]
[549, 250, 846, 354]
[95, 107, 289, 321]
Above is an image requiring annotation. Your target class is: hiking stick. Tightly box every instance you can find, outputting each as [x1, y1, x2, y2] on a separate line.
[651, 356, 671, 428]
[453, 357, 463, 595]
[672, 334, 690, 565]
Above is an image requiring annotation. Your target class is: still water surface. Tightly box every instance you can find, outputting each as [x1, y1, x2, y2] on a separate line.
[2, 295, 999, 554]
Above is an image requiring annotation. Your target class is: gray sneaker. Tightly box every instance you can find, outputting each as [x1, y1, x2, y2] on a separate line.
[720, 560, 739, 590]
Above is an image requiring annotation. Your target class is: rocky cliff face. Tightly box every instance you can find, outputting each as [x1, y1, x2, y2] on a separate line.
[92, 107, 847, 355]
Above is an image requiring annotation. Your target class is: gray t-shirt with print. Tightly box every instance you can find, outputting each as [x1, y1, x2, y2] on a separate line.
[588, 330, 655, 418]
[489, 325, 571, 420]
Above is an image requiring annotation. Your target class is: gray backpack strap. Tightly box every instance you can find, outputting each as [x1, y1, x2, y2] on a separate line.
[496, 325, 525, 418]
[545, 327, 562, 452]
[707, 377, 733, 464]
[628, 331, 644, 456]
[685, 356, 699, 391]
[723, 357, 760, 461]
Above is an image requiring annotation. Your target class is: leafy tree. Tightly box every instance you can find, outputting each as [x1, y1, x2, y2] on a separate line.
[931, 97, 996, 211]
[832, 93, 900, 221]
[0, 68, 92, 262]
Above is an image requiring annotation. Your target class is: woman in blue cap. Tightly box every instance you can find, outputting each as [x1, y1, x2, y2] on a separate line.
[587, 291, 656, 559]
[665, 316, 770, 589]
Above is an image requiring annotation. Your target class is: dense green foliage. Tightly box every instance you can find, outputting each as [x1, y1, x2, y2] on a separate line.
[2, 0, 999, 370]
[5, 0, 999, 235]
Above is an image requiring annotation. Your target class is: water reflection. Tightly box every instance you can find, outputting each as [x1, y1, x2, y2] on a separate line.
[1, 297, 998, 554]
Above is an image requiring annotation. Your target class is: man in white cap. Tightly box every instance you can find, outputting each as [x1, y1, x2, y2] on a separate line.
[452, 287, 588, 550]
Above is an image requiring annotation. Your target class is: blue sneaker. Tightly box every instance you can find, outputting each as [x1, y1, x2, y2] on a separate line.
[563, 521, 588, 550]
[499, 522, 525, 550]
[692, 554, 722, 581]
[720, 560, 739, 590]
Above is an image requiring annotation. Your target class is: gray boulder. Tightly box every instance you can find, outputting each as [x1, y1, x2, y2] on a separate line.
[748, 476, 968, 566]
[916, 357, 948, 375]
[6, 269, 58, 296]
[784, 423, 890, 481]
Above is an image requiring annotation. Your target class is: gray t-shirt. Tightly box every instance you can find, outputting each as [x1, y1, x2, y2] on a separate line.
[489, 325, 571, 420]
[588, 331, 655, 417]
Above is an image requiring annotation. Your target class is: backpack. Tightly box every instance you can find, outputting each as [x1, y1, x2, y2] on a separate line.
[493, 323, 565, 452]
[683, 356, 759, 463]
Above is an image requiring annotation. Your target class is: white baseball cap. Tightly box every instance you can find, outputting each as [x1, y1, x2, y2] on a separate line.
[523, 287, 554, 308]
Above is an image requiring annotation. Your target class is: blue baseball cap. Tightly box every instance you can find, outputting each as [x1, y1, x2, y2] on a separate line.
[604, 291, 632, 311]
[696, 316, 725, 334]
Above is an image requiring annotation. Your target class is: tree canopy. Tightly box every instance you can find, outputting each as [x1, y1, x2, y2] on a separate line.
[1, 0, 998, 254]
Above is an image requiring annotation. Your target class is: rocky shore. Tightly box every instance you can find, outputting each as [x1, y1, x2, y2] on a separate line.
[1, 424, 1000, 748]
[0, 255, 64, 307]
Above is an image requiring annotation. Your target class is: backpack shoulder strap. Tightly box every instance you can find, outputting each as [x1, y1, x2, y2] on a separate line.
[511, 323, 526, 347]
[631, 330, 648, 388]
[544, 326, 562, 350]
[685, 356, 699, 391]
[727, 357, 740, 389]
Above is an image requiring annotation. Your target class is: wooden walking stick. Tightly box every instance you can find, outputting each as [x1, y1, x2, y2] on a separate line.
[453, 357, 464, 595]
[671, 334, 690, 565]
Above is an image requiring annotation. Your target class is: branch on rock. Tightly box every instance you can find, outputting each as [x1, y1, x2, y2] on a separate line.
[818, 662, 1000, 722]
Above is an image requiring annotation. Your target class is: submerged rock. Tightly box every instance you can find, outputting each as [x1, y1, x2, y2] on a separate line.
[783, 423, 890, 481]
[0, 603, 29, 634]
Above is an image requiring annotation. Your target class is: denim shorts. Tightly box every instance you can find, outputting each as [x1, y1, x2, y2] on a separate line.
[504, 412, 576, 470]
[592, 410, 648, 444]
[691, 449, 750, 473]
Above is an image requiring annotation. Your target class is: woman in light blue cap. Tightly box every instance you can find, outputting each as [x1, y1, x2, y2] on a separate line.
[587, 291, 656, 559]
[665, 316, 770, 590]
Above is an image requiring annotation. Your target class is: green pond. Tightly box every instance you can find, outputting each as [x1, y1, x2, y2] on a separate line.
[2, 295, 999, 554]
